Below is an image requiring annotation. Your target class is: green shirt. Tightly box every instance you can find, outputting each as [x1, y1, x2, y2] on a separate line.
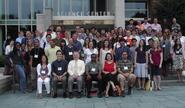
[85, 61, 101, 75]
[117, 60, 133, 73]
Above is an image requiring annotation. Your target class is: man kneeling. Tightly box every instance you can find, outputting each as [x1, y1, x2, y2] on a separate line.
[117, 51, 136, 97]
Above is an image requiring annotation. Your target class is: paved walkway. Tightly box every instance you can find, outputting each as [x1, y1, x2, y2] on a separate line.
[0, 86, 185, 108]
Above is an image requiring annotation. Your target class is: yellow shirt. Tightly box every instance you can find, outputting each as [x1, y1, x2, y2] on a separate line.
[68, 59, 85, 76]
[45, 46, 61, 63]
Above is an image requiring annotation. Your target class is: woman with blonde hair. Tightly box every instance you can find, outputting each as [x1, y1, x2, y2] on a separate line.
[150, 41, 163, 90]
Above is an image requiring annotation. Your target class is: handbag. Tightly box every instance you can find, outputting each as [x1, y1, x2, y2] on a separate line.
[182, 70, 185, 76]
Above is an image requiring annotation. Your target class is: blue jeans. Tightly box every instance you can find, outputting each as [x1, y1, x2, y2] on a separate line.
[15, 65, 26, 93]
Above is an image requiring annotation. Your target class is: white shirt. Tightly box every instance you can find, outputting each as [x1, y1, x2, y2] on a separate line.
[151, 23, 162, 32]
[68, 59, 85, 76]
[180, 36, 185, 59]
[5, 45, 13, 55]
[37, 64, 51, 77]
[40, 31, 56, 48]
[84, 48, 98, 64]
[143, 23, 151, 30]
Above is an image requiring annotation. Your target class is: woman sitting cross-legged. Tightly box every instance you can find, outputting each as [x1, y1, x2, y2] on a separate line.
[102, 53, 118, 97]
[37, 55, 51, 98]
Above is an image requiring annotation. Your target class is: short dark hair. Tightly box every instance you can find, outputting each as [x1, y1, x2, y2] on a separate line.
[56, 50, 63, 55]
[105, 53, 113, 61]
[46, 34, 52, 38]
[132, 38, 137, 42]
[148, 38, 154, 42]
[91, 54, 96, 58]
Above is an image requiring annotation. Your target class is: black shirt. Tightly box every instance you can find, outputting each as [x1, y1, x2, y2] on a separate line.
[64, 45, 74, 62]
[52, 59, 68, 76]
[135, 47, 146, 63]
[30, 48, 45, 67]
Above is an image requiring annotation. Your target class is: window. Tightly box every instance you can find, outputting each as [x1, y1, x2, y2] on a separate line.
[7, 0, 18, 19]
[21, 0, 31, 19]
[72, 0, 82, 13]
[0, 0, 5, 19]
[52, 0, 90, 16]
[33, 0, 43, 19]
[125, 1, 147, 18]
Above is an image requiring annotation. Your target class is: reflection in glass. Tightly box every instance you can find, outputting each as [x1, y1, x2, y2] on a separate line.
[125, 2, 147, 18]
[0, 0, 5, 19]
[72, 0, 82, 13]
[21, 0, 31, 19]
[8, 0, 18, 19]
[60, 0, 70, 15]
[33, 0, 43, 19]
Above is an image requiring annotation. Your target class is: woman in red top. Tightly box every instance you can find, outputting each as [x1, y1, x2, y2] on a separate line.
[150, 41, 163, 91]
[102, 53, 117, 97]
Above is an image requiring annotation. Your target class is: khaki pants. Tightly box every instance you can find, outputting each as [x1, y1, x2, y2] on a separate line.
[68, 76, 83, 92]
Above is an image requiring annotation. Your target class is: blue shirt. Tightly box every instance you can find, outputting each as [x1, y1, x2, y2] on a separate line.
[73, 40, 82, 51]
[16, 36, 25, 44]
[115, 46, 131, 62]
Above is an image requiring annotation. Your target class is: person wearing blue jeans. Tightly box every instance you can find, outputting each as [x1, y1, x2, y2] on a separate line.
[10, 42, 26, 93]
[15, 65, 26, 93]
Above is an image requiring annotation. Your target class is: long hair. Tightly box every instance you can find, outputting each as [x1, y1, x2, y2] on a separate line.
[173, 38, 182, 52]
[138, 39, 146, 52]
[40, 55, 48, 65]
[13, 42, 21, 54]
[103, 39, 111, 50]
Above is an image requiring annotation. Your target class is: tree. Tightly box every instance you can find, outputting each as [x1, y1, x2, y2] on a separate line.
[154, 0, 185, 33]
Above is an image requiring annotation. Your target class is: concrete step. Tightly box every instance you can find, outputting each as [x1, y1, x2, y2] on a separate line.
[0, 73, 12, 94]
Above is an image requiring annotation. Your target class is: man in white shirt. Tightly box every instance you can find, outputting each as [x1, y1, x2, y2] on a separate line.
[151, 18, 162, 32]
[143, 17, 151, 30]
[68, 51, 85, 98]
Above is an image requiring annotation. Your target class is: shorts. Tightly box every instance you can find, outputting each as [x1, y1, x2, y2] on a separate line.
[134, 63, 148, 78]
[151, 65, 161, 76]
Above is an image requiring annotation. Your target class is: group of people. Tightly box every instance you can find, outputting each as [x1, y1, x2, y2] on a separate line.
[3, 17, 185, 99]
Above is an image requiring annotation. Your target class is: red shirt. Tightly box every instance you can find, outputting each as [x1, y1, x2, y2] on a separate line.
[103, 61, 115, 73]
[150, 49, 162, 66]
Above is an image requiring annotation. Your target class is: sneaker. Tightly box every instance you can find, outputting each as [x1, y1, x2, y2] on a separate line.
[121, 91, 125, 97]
[77, 92, 81, 98]
[98, 93, 103, 98]
[46, 93, 51, 97]
[52, 93, 57, 98]
[37, 93, 42, 99]
[63, 92, 67, 98]
[128, 87, 132, 95]
[68, 92, 73, 99]
[87, 94, 92, 98]
[105, 94, 109, 98]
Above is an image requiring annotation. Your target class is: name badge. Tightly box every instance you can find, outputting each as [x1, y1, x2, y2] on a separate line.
[162, 45, 165, 48]
[124, 66, 128, 70]
[58, 67, 62, 71]
[91, 68, 96, 72]
[69, 52, 73, 55]
[41, 71, 45, 74]
[176, 51, 180, 54]
[34, 55, 38, 58]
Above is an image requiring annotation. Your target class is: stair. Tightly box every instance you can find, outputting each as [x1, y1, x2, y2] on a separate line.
[0, 68, 12, 94]
[0, 67, 184, 94]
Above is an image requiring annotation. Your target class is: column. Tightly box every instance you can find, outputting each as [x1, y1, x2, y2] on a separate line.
[115, 0, 125, 28]
[36, 8, 52, 32]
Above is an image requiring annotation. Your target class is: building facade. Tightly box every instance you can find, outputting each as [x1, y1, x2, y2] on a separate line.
[0, 0, 150, 53]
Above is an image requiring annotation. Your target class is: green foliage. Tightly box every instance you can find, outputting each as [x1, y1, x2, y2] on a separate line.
[154, 0, 185, 33]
